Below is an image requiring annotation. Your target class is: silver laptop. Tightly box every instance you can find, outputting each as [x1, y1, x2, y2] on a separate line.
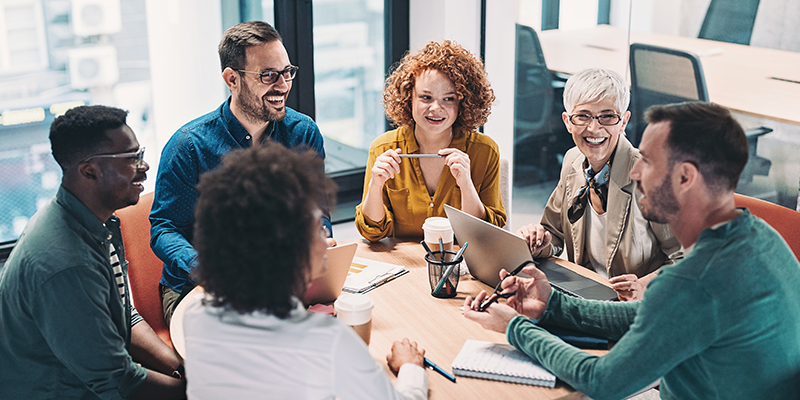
[444, 205, 617, 301]
[302, 242, 358, 305]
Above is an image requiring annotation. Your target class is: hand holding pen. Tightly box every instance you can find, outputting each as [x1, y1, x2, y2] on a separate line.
[478, 260, 536, 311]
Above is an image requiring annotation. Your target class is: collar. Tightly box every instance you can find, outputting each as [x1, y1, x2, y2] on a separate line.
[609, 135, 636, 191]
[222, 97, 265, 146]
[56, 185, 115, 242]
[401, 124, 468, 154]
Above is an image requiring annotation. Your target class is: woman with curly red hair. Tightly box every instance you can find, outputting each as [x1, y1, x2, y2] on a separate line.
[355, 40, 506, 241]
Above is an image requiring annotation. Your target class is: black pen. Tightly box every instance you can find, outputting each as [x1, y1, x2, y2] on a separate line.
[424, 357, 456, 382]
[478, 260, 536, 311]
[420, 241, 435, 260]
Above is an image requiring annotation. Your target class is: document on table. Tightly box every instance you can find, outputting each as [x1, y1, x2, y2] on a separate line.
[342, 257, 408, 294]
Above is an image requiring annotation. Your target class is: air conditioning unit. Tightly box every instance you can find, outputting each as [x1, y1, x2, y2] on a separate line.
[71, 0, 122, 37]
[68, 46, 119, 88]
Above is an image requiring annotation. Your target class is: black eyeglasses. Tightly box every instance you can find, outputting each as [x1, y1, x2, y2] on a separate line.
[237, 65, 299, 85]
[82, 147, 146, 168]
[568, 113, 622, 126]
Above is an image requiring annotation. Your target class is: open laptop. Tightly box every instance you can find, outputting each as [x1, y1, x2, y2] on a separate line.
[444, 205, 618, 301]
[302, 242, 358, 305]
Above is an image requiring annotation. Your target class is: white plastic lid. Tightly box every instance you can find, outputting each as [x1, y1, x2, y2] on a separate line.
[422, 217, 453, 243]
[334, 294, 374, 326]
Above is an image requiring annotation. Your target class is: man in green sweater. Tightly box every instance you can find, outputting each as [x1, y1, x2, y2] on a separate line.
[464, 102, 800, 399]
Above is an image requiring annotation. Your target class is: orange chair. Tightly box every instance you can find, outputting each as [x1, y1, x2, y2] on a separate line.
[734, 193, 800, 261]
[117, 191, 172, 348]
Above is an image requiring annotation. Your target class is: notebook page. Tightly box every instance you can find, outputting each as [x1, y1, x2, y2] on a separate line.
[451, 340, 556, 387]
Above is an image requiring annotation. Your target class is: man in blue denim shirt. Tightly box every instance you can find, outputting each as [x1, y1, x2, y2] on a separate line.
[150, 21, 333, 324]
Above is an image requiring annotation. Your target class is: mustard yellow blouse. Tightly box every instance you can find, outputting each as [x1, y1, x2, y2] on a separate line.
[355, 125, 506, 241]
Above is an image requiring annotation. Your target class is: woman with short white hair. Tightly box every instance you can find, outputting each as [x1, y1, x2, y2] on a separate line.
[517, 68, 681, 301]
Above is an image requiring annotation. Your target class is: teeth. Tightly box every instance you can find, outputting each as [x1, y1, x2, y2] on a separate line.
[266, 96, 284, 102]
[586, 137, 606, 145]
[427, 117, 444, 121]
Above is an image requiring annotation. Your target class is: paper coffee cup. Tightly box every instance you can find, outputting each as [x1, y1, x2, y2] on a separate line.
[422, 217, 454, 252]
[334, 294, 374, 344]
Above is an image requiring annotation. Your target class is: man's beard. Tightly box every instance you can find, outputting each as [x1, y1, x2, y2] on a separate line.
[639, 175, 680, 224]
[237, 78, 287, 124]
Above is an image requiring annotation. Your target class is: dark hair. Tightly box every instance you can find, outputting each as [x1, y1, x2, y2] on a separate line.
[646, 102, 748, 191]
[383, 40, 495, 131]
[193, 142, 335, 317]
[218, 21, 282, 72]
[49, 105, 128, 170]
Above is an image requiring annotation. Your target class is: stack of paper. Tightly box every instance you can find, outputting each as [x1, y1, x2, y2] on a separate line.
[343, 257, 407, 294]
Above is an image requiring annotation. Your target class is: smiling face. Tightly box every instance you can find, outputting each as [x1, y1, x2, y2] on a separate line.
[93, 125, 149, 212]
[234, 40, 293, 124]
[563, 97, 630, 171]
[630, 121, 680, 224]
[411, 69, 460, 139]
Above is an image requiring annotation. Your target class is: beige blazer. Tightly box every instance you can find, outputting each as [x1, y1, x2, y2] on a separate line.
[537, 136, 682, 278]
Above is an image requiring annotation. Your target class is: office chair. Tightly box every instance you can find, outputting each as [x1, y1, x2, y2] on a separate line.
[116, 191, 172, 348]
[698, 0, 761, 45]
[628, 43, 772, 184]
[513, 24, 571, 185]
[734, 193, 800, 261]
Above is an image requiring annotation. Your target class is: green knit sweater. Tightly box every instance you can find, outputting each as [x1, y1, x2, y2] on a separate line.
[507, 209, 800, 399]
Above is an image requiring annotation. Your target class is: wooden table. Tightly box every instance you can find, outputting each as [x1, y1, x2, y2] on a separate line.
[352, 239, 608, 399]
[538, 25, 800, 126]
[171, 239, 611, 399]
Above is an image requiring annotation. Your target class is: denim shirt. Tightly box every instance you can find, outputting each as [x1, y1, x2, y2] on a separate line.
[151, 98, 327, 292]
[0, 186, 147, 399]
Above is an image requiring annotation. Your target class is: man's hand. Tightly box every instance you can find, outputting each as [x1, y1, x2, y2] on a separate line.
[498, 264, 552, 319]
[463, 291, 520, 333]
[517, 223, 552, 256]
[386, 338, 425, 374]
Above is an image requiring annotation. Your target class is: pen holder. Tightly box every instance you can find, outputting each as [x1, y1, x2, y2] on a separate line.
[425, 250, 462, 298]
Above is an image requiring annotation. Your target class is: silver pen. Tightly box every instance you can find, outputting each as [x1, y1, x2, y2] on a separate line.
[398, 154, 444, 158]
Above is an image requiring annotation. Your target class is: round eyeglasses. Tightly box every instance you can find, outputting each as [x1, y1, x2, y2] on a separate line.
[237, 65, 299, 85]
[81, 147, 146, 169]
[568, 113, 622, 126]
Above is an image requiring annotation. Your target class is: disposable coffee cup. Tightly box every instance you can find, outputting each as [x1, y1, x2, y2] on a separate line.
[334, 293, 374, 345]
[422, 217, 454, 257]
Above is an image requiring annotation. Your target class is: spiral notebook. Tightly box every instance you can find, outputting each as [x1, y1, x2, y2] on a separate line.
[451, 340, 556, 387]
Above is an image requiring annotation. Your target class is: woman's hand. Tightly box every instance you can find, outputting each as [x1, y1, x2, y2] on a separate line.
[369, 149, 403, 189]
[386, 338, 425, 374]
[439, 148, 471, 188]
[517, 223, 552, 256]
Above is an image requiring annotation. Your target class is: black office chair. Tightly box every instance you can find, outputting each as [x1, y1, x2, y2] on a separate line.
[513, 24, 571, 185]
[698, 0, 761, 45]
[629, 43, 772, 184]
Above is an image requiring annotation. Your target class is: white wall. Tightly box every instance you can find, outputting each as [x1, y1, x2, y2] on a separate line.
[409, 0, 481, 53]
[145, 0, 226, 189]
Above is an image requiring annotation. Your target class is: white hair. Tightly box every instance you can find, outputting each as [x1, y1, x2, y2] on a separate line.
[562, 68, 630, 114]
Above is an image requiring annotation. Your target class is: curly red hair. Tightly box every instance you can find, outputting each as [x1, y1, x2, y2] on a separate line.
[383, 40, 495, 132]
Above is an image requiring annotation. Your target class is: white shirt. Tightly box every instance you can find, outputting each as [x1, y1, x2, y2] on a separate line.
[585, 205, 609, 279]
[183, 297, 428, 400]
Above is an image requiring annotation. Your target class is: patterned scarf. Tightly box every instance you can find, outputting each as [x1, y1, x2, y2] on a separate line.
[567, 156, 612, 224]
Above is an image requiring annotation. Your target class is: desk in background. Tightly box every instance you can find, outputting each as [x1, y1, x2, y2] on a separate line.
[171, 239, 611, 399]
[538, 25, 800, 126]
